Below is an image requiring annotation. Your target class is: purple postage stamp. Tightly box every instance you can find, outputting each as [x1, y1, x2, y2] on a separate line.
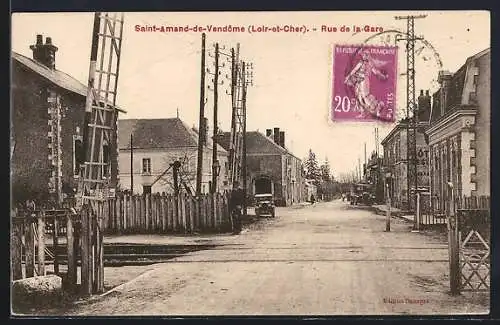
[332, 44, 397, 122]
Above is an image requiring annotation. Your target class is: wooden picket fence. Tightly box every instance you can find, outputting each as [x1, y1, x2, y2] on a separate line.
[455, 195, 491, 211]
[100, 192, 232, 234]
[11, 209, 79, 289]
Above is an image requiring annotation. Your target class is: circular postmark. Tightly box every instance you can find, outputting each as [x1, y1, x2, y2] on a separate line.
[335, 28, 443, 123]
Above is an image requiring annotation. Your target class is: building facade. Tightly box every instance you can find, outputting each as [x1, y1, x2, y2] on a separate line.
[363, 152, 384, 203]
[11, 35, 122, 206]
[381, 121, 430, 210]
[118, 118, 229, 195]
[219, 127, 305, 206]
[426, 48, 490, 213]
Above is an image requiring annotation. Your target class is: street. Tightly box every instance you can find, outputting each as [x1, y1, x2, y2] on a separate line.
[61, 200, 488, 316]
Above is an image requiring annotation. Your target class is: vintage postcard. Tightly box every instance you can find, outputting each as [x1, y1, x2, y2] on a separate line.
[10, 11, 490, 316]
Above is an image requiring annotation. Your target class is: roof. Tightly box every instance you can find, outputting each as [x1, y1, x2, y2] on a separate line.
[12, 51, 126, 113]
[218, 131, 288, 155]
[380, 121, 407, 146]
[430, 48, 490, 123]
[119, 118, 226, 152]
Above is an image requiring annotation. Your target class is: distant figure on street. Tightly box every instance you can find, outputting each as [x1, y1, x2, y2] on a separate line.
[229, 182, 245, 234]
[310, 194, 316, 204]
[342, 193, 346, 201]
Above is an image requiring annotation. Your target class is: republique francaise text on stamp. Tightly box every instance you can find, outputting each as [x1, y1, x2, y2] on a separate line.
[332, 44, 398, 122]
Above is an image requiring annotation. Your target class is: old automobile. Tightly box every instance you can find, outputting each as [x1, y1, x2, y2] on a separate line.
[254, 193, 275, 218]
[350, 183, 376, 206]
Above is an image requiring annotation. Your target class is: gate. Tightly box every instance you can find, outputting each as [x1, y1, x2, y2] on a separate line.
[448, 195, 490, 294]
[418, 192, 447, 227]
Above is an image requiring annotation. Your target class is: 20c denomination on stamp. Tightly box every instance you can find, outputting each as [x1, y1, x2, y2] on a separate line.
[332, 44, 398, 122]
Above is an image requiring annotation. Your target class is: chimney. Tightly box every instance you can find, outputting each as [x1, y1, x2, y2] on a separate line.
[417, 89, 426, 121]
[279, 131, 285, 148]
[438, 70, 453, 116]
[425, 90, 431, 104]
[30, 34, 58, 69]
[266, 129, 272, 137]
[273, 127, 280, 144]
[417, 89, 424, 113]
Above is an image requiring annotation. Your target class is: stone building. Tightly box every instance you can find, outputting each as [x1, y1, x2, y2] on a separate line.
[363, 152, 384, 203]
[218, 127, 305, 206]
[381, 91, 432, 210]
[426, 48, 490, 213]
[11, 35, 124, 205]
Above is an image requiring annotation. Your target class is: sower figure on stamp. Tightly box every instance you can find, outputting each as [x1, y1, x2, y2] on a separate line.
[344, 49, 389, 119]
[229, 181, 245, 234]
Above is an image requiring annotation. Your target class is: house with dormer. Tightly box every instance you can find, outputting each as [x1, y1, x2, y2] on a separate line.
[426, 48, 490, 213]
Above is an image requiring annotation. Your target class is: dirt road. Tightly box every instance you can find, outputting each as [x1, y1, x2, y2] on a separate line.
[60, 200, 489, 316]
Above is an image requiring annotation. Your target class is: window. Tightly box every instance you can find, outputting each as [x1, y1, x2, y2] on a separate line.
[142, 158, 151, 174]
[473, 74, 479, 86]
[73, 135, 84, 177]
[143, 185, 152, 195]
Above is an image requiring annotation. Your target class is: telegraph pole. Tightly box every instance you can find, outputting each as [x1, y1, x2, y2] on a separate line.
[211, 43, 220, 194]
[172, 161, 181, 196]
[364, 142, 367, 173]
[358, 157, 361, 182]
[228, 44, 240, 189]
[386, 181, 391, 232]
[395, 14, 426, 221]
[241, 62, 248, 217]
[196, 33, 206, 196]
[375, 127, 381, 202]
[228, 47, 236, 177]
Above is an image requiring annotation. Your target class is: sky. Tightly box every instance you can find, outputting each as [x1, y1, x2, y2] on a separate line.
[11, 11, 490, 178]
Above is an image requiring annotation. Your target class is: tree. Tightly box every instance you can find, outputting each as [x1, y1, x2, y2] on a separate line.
[158, 151, 197, 194]
[304, 149, 321, 184]
[320, 157, 331, 182]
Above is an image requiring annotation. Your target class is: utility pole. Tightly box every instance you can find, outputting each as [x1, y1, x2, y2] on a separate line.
[375, 127, 380, 202]
[228, 47, 236, 179]
[358, 157, 361, 182]
[228, 43, 241, 189]
[211, 42, 220, 194]
[386, 181, 391, 232]
[364, 142, 367, 175]
[172, 160, 181, 196]
[395, 14, 426, 226]
[196, 33, 206, 196]
[241, 62, 248, 217]
[130, 134, 133, 194]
